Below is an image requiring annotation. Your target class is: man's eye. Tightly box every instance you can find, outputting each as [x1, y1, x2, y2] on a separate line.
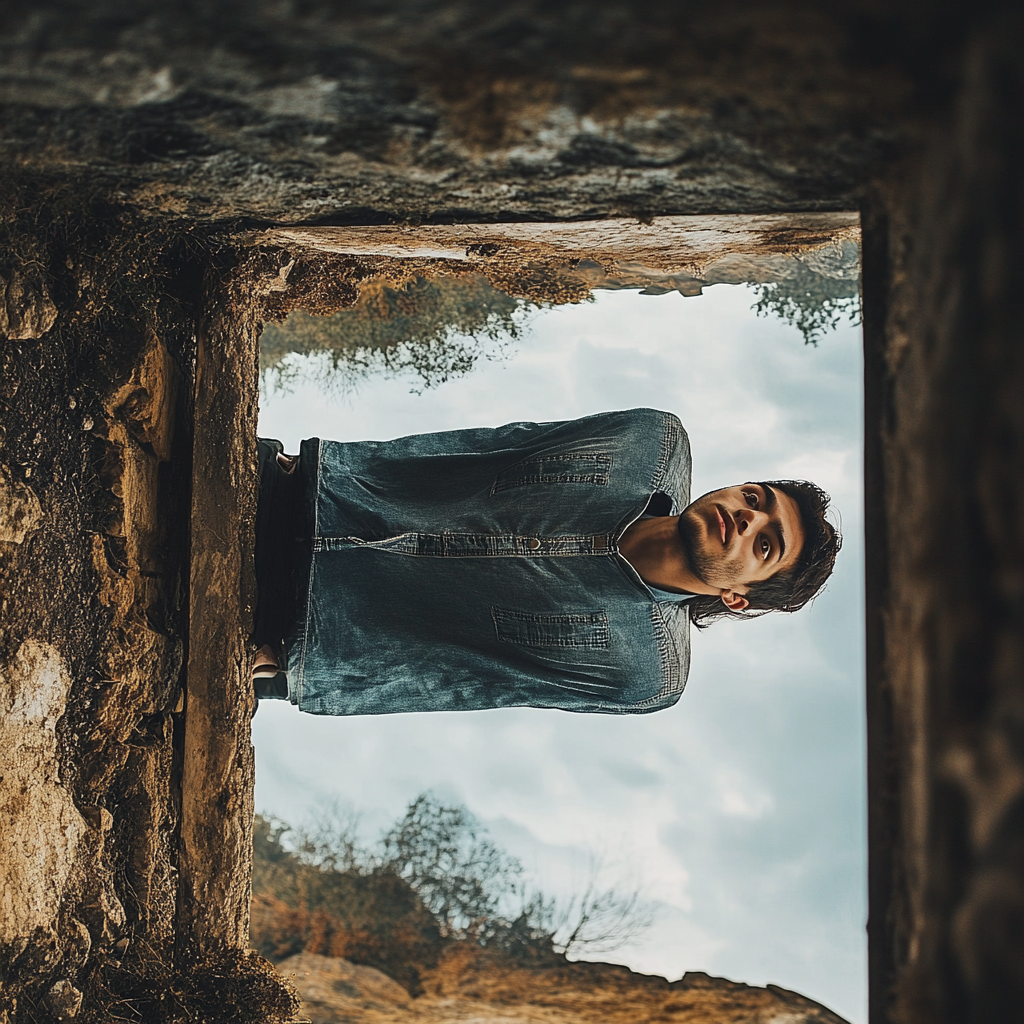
[760, 536, 770, 559]
[745, 491, 758, 508]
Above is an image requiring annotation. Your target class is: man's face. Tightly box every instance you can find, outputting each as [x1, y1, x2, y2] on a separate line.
[677, 483, 806, 601]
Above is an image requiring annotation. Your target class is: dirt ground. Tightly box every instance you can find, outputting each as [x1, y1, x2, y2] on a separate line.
[278, 949, 850, 1024]
[0, 200, 202, 1021]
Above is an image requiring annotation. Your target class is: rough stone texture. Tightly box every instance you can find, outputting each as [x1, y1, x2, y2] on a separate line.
[0, 268, 58, 341]
[261, 212, 860, 268]
[0, 462, 42, 544]
[176, 261, 261, 954]
[252, 213, 860, 329]
[0, 0, 919, 225]
[0, 209, 198, 1020]
[0, 642, 88, 949]
[0, 1, 1022, 1022]
[277, 949, 852, 1023]
[43, 980, 82, 1020]
[864, 11, 1024, 1024]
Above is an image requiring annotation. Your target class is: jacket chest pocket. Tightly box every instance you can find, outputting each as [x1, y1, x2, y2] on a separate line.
[491, 451, 611, 494]
[491, 607, 610, 649]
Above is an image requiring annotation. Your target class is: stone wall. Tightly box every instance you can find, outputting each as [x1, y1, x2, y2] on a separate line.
[1, 0, 920, 224]
[0, 216, 198, 1021]
[1, 1, 1022, 1022]
[864, 11, 1024, 1023]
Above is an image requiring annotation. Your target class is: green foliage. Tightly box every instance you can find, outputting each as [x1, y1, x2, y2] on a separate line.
[380, 794, 529, 942]
[260, 273, 536, 393]
[260, 252, 860, 403]
[751, 255, 861, 345]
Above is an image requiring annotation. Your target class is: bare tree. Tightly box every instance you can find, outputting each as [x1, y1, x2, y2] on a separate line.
[260, 273, 532, 395]
[292, 797, 364, 873]
[542, 857, 657, 957]
[263, 792, 656, 959]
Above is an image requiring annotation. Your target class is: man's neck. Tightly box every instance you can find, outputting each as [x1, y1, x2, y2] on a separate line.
[618, 516, 711, 595]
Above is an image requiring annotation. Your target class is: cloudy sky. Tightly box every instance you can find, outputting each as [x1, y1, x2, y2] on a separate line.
[254, 282, 866, 1023]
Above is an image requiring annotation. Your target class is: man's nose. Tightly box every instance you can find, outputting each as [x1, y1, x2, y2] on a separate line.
[734, 508, 763, 534]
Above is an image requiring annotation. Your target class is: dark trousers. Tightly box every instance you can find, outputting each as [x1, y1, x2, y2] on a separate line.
[253, 439, 308, 696]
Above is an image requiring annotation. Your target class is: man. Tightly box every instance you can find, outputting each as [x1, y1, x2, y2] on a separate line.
[253, 408, 840, 715]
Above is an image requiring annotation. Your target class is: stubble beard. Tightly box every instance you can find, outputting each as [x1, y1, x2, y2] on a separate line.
[677, 505, 748, 592]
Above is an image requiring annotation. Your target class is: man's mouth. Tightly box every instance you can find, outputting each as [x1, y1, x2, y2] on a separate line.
[714, 504, 730, 545]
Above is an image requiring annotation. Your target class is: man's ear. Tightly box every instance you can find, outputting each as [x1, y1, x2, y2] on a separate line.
[719, 590, 749, 611]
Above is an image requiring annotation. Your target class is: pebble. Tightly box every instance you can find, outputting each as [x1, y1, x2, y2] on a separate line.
[45, 980, 82, 1019]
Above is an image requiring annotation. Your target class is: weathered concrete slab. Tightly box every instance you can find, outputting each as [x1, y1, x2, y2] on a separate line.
[177, 268, 260, 952]
[263, 212, 860, 270]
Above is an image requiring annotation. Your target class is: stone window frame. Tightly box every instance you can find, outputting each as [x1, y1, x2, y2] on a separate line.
[184, 210, 866, 960]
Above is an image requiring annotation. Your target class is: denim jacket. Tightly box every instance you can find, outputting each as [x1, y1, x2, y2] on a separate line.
[287, 408, 692, 715]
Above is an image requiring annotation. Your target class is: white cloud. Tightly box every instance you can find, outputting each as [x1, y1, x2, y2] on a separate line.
[255, 284, 866, 1024]
[717, 770, 776, 820]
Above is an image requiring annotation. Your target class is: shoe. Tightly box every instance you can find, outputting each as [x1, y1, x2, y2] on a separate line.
[253, 643, 289, 700]
[253, 666, 289, 700]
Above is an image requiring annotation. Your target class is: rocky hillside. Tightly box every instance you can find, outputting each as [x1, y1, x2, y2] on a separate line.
[252, 805, 852, 1024]
[277, 949, 850, 1024]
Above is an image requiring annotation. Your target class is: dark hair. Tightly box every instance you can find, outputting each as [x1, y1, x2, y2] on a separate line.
[688, 479, 841, 629]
